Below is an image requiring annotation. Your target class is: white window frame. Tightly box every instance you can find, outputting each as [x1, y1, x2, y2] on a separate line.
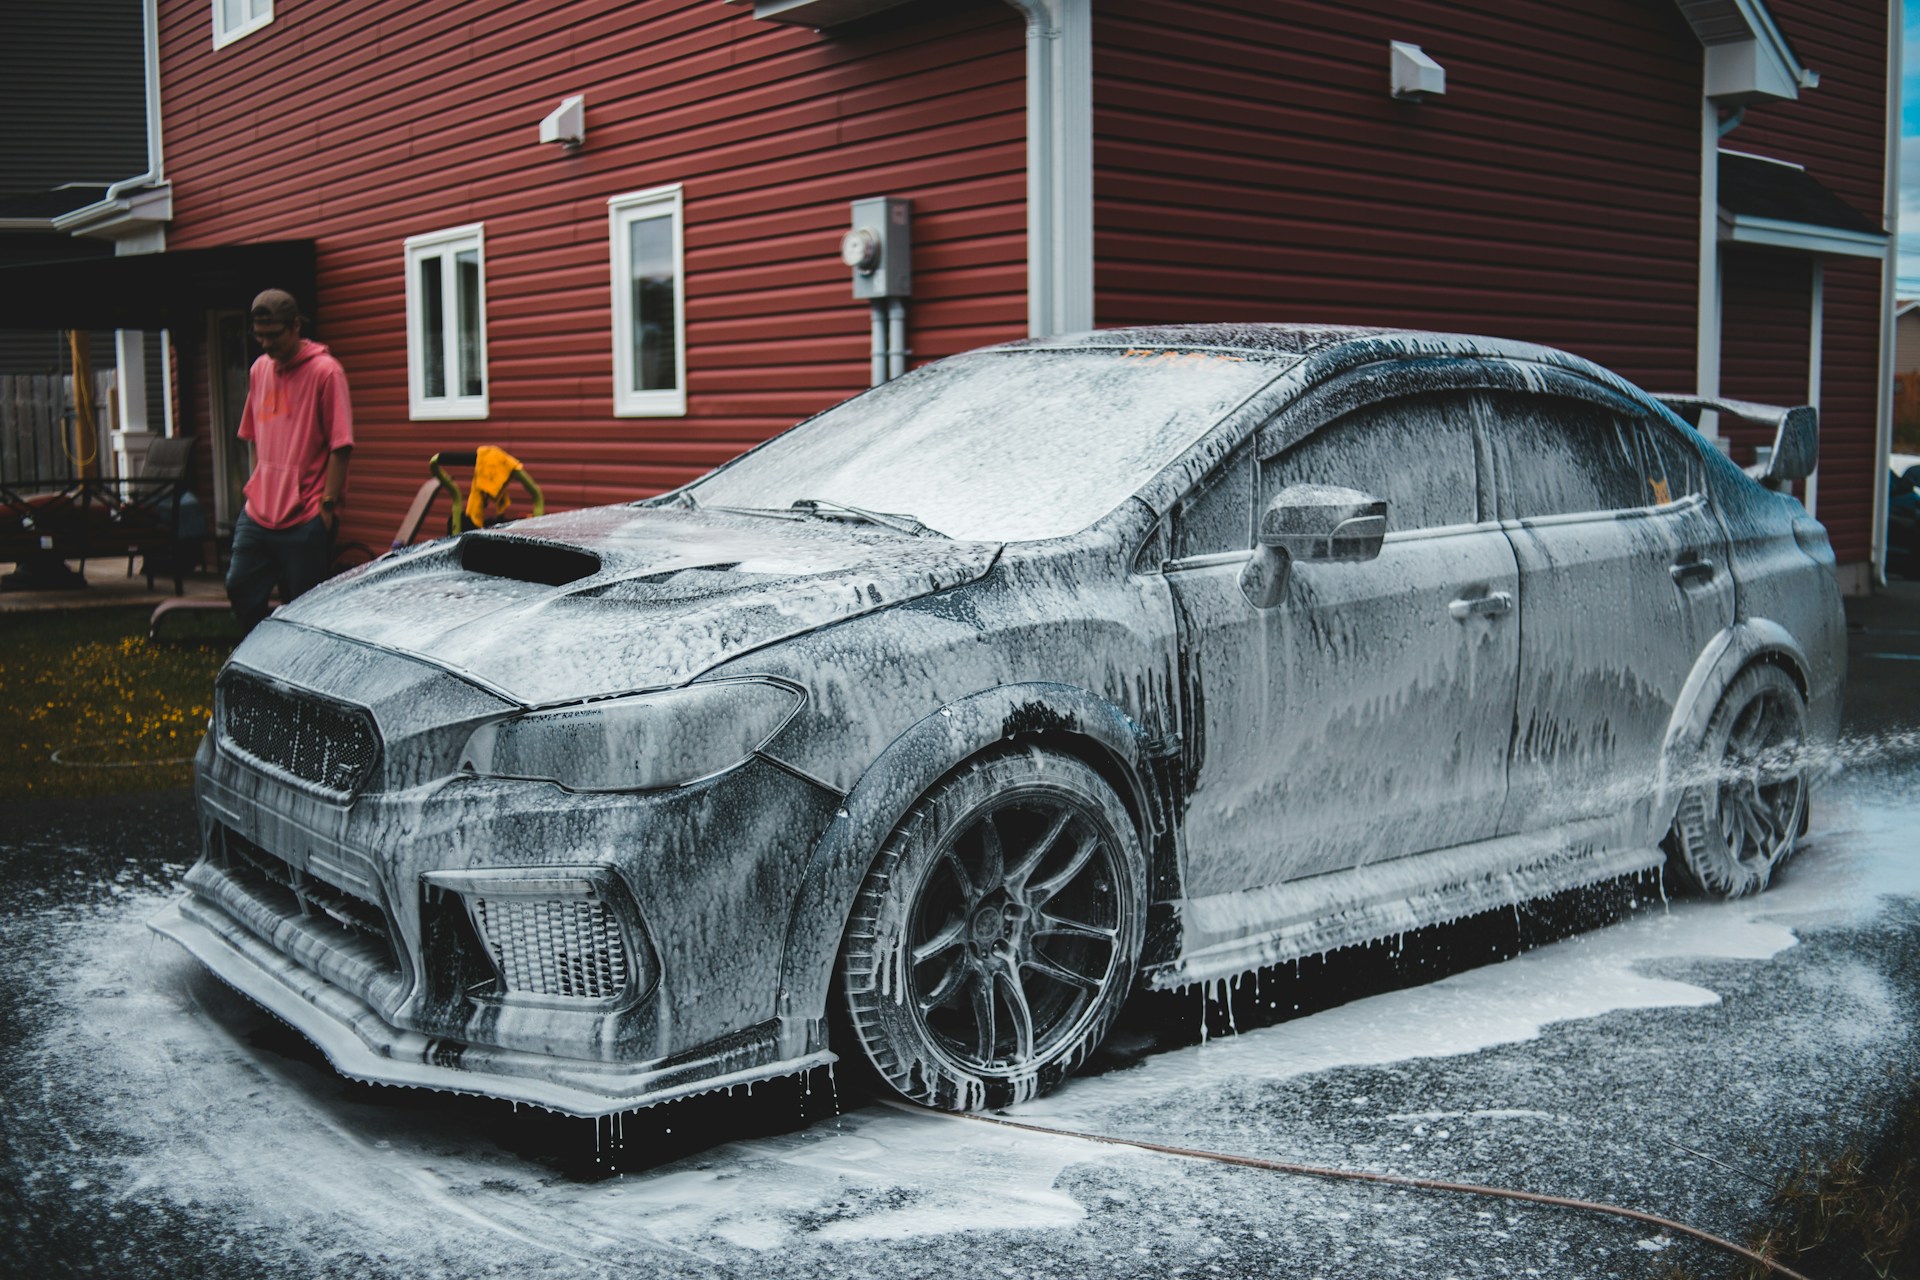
[212, 0, 273, 49]
[608, 184, 687, 417]
[404, 223, 490, 421]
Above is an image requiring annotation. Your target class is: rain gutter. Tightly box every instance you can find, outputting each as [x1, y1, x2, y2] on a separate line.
[1001, 0, 1092, 338]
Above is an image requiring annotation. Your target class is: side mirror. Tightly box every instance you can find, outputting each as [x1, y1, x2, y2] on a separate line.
[1240, 484, 1388, 609]
[1763, 405, 1818, 484]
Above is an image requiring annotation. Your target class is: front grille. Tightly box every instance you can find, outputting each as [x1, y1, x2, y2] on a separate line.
[219, 829, 400, 975]
[220, 671, 378, 795]
[471, 897, 631, 1000]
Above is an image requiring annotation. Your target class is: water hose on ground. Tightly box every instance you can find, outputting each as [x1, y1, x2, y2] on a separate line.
[919, 1105, 1813, 1280]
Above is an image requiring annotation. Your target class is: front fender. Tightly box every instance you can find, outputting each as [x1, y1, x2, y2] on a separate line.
[769, 682, 1160, 1058]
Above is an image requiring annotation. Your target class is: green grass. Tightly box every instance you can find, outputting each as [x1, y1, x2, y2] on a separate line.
[0, 606, 237, 798]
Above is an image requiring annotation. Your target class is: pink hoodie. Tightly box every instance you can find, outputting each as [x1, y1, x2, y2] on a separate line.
[239, 339, 354, 529]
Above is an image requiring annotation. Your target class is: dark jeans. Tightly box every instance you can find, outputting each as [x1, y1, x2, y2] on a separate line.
[226, 511, 330, 636]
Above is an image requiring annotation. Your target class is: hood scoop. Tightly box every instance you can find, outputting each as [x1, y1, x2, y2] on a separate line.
[279, 504, 1001, 703]
[460, 535, 600, 586]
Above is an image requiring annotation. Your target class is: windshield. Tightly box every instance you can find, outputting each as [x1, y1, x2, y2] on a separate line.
[684, 348, 1283, 541]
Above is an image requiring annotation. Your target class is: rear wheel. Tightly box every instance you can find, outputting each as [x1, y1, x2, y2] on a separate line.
[838, 748, 1146, 1111]
[1666, 664, 1808, 897]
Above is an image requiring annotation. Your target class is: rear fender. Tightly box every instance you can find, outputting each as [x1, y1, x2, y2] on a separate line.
[1658, 620, 1811, 816]
[771, 682, 1159, 1058]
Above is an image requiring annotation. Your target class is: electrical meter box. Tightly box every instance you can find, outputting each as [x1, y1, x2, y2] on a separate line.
[843, 197, 911, 300]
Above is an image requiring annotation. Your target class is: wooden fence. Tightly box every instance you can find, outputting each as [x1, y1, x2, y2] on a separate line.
[0, 373, 116, 486]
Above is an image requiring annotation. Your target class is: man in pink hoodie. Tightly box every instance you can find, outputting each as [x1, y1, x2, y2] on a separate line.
[226, 288, 354, 635]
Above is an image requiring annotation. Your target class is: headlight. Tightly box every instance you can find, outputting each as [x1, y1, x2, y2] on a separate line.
[460, 679, 802, 792]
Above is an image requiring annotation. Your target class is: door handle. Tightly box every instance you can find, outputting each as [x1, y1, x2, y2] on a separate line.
[1448, 591, 1513, 621]
[1669, 557, 1717, 586]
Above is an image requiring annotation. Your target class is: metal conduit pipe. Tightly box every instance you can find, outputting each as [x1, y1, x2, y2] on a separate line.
[869, 301, 887, 387]
[886, 298, 908, 382]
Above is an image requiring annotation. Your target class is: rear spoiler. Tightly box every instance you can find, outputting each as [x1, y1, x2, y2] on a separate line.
[1650, 394, 1818, 485]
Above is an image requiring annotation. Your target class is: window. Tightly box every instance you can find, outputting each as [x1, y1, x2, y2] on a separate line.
[404, 224, 488, 420]
[1639, 416, 1704, 505]
[1262, 393, 1480, 531]
[1481, 393, 1647, 519]
[212, 0, 272, 48]
[608, 184, 686, 417]
[1170, 446, 1253, 560]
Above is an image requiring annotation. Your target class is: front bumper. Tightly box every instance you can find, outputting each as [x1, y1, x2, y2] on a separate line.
[151, 898, 831, 1114]
[154, 729, 844, 1116]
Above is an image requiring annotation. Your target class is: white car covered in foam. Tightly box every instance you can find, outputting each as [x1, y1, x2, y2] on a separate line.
[153, 325, 1844, 1115]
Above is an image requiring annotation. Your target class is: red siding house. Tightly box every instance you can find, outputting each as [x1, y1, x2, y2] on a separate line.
[4, 0, 1898, 589]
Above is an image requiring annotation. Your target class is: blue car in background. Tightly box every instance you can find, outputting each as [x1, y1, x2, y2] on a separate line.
[1890, 461, 1920, 579]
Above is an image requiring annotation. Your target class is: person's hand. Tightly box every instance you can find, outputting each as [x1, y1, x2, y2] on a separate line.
[321, 500, 340, 537]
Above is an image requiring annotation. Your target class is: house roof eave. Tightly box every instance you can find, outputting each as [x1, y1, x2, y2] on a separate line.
[51, 182, 172, 242]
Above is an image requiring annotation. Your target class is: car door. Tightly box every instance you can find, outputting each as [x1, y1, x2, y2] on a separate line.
[1481, 386, 1735, 839]
[1165, 378, 1521, 896]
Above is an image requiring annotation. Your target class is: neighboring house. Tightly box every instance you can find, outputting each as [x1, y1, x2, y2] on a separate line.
[0, 0, 168, 483]
[0, 0, 1898, 589]
[1894, 299, 1920, 454]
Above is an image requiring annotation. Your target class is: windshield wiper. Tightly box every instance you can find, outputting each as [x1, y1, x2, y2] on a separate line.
[788, 498, 937, 538]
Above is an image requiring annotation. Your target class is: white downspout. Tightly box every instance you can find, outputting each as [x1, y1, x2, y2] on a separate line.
[1871, 0, 1901, 587]
[1002, 0, 1092, 338]
[1805, 260, 1822, 518]
[1696, 94, 1723, 445]
[111, 0, 165, 202]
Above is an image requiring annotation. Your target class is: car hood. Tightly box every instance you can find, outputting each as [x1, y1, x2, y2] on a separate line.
[268, 504, 1001, 706]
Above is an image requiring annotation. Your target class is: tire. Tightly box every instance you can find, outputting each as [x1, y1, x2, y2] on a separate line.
[1666, 664, 1808, 898]
[838, 747, 1147, 1111]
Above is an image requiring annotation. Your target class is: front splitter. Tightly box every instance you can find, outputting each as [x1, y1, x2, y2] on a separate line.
[149, 898, 834, 1117]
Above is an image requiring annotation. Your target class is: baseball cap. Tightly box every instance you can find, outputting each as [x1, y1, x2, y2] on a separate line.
[250, 289, 303, 325]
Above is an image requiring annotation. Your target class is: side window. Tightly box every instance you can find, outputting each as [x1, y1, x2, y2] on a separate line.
[213, 0, 272, 48]
[1170, 446, 1253, 560]
[1640, 416, 1703, 504]
[404, 224, 488, 420]
[1482, 392, 1646, 519]
[1260, 392, 1479, 531]
[608, 184, 687, 417]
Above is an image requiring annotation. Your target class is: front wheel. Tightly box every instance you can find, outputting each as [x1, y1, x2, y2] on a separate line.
[838, 748, 1146, 1111]
[1666, 664, 1808, 897]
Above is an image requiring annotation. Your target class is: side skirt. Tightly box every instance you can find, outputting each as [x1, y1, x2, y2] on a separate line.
[1147, 819, 1665, 991]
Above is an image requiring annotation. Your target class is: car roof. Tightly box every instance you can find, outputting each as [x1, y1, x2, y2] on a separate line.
[992, 323, 1397, 359]
[989, 323, 1616, 375]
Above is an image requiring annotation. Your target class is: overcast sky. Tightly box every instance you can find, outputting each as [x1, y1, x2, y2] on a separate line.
[1900, 0, 1919, 296]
